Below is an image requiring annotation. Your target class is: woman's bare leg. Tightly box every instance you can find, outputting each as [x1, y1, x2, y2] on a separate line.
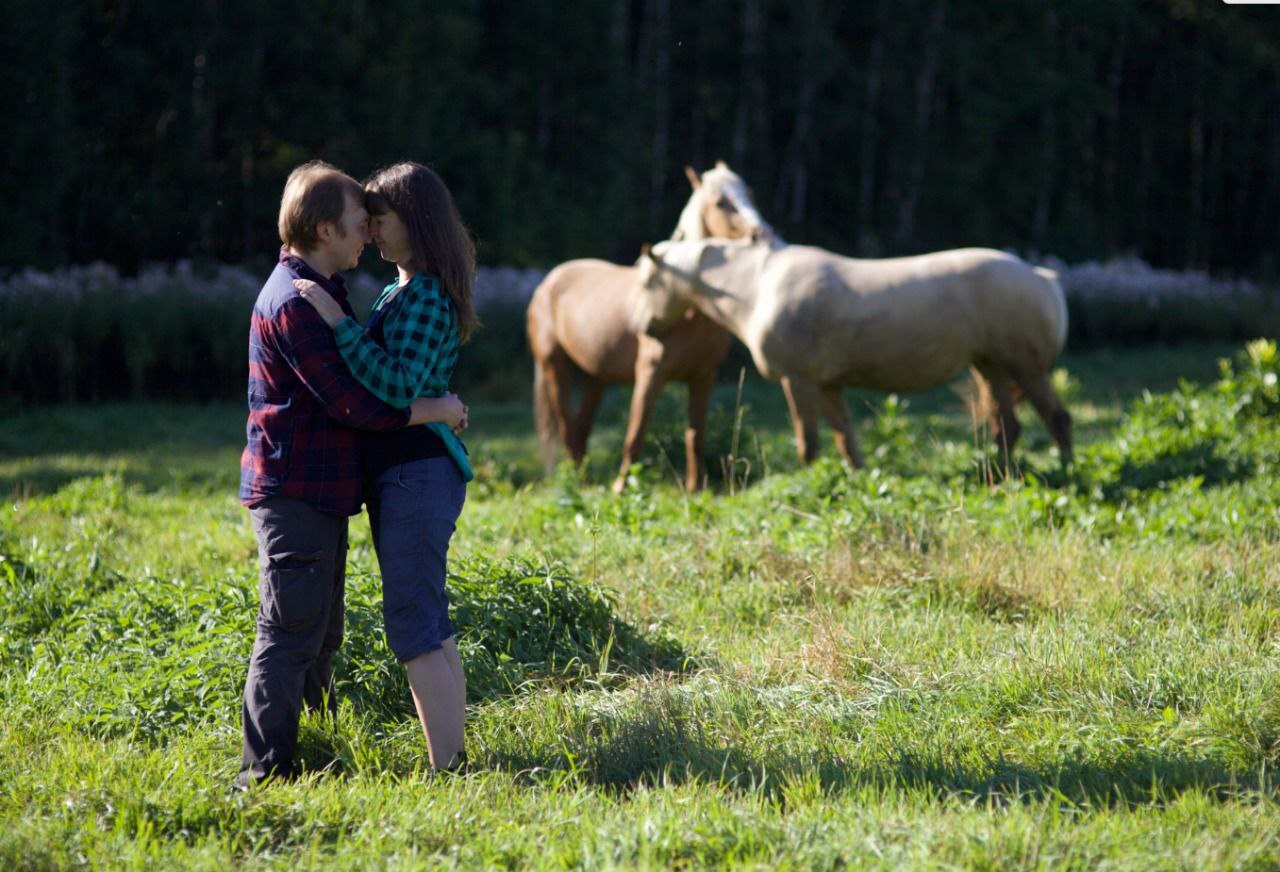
[403, 639, 466, 770]
[441, 636, 467, 730]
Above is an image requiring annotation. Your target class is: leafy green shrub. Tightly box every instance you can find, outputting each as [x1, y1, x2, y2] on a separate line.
[1071, 342, 1277, 500]
[1215, 338, 1280, 419]
[1076, 386, 1251, 499]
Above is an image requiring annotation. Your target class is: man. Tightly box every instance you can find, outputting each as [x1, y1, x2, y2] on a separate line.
[237, 161, 462, 786]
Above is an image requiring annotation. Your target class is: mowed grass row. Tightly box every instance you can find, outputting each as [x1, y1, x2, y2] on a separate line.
[1, 342, 1278, 868]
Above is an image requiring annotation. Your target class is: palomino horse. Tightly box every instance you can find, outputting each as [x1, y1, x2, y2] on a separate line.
[527, 162, 778, 493]
[633, 239, 1073, 469]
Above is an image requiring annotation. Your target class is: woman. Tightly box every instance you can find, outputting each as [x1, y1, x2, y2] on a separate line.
[293, 161, 479, 773]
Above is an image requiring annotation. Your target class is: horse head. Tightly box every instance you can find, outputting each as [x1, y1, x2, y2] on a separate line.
[672, 161, 780, 245]
[633, 241, 699, 337]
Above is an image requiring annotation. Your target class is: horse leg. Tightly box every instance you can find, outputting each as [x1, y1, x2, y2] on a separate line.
[974, 363, 1021, 474]
[683, 370, 716, 492]
[781, 376, 822, 464]
[612, 359, 667, 494]
[1017, 371, 1074, 465]
[533, 359, 559, 474]
[819, 387, 864, 469]
[570, 377, 605, 463]
[967, 366, 993, 437]
[542, 351, 580, 463]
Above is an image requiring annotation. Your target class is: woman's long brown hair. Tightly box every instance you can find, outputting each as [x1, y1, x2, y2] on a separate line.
[364, 162, 479, 342]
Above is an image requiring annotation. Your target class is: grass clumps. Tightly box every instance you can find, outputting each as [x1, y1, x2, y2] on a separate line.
[451, 558, 690, 697]
[340, 557, 690, 720]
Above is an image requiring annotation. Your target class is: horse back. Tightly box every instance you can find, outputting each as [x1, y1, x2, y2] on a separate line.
[527, 258, 641, 382]
[754, 247, 1064, 389]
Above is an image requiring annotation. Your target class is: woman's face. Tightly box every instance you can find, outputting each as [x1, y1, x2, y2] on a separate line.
[371, 208, 412, 266]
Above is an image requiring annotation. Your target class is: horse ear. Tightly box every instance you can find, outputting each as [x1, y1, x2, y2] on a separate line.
[715, 159, 728, 170]
[684, 165, 701, 190]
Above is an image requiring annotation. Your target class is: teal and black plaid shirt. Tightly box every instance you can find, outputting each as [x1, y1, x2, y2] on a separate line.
[333, 273, 473, 481]
[333, 273, 459, 406]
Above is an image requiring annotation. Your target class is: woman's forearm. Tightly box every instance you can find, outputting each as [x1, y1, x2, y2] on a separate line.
[407, 394, 467, 430]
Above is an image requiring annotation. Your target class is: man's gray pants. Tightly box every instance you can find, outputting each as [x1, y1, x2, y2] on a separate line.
[241, 497, 348, 781]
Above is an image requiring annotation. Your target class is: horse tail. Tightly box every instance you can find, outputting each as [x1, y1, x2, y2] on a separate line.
[533, 360, 559, 475]
[1034, 266, 1068, 354]
[527, 269, 560, 476]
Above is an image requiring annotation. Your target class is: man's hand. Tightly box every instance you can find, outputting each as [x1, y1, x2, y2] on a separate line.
[292, 279, 346, 328]
[409, 393, 469, 433]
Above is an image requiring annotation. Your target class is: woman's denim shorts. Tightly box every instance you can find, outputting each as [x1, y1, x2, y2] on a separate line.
[365, 456, 467, 662]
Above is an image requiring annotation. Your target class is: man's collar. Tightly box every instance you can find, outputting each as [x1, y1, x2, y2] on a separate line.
[280, 247, 347, 298]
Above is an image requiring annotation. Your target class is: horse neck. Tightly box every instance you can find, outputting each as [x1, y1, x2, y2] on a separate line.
[686, 245, 761, 333]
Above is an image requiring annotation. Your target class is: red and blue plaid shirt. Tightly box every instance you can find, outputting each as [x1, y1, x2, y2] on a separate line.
[239, 249, 409, 516]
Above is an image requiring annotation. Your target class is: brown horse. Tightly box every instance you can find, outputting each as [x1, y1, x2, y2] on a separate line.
[527, 162, 777, 493]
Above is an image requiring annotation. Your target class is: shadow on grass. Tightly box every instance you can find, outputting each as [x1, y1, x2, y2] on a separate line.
[488, 720, 1271, 809]
[477, 675, 1275, 807]
[873, 748, 1267, 808]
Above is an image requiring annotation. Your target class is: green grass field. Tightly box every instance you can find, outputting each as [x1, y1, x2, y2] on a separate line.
[2, 341, 1279, 869]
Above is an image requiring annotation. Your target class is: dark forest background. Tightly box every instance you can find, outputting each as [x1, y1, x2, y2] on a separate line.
[3, 0, 1279, 276]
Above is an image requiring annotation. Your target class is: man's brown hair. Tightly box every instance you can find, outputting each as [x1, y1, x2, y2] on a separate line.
[277, 161, 363, 252]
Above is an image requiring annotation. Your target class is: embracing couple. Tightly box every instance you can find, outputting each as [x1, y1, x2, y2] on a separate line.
[237, 160, 477, 787]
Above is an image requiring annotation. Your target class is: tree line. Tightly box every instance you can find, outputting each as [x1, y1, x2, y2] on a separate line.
[3, 0, 1278, 276]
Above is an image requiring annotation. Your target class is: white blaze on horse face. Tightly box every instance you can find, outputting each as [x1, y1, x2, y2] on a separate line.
[672, 162, 778, 244]
[699, 165, 777, 243]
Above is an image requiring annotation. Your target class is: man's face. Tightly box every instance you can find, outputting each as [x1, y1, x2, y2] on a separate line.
[322, 192, 371, 272]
